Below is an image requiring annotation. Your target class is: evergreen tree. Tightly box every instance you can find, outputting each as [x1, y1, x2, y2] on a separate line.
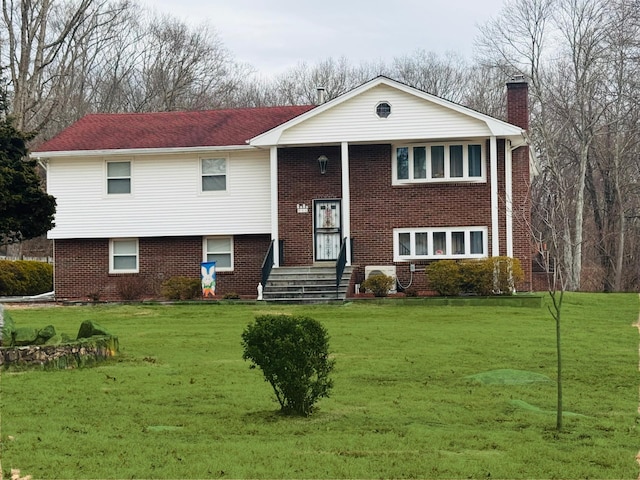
[0, 82, 56, 243]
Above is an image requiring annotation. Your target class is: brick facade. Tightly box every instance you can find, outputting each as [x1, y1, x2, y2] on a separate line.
[277, 138, 532, 293]
[54, 235, 270, 301]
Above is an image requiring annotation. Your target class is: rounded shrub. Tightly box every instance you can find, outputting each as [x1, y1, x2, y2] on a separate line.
[426, 260, 462, 296]
[360, 273, 395, 297]
[160, 276, 201, 300]
[459, 260, 494, 295]
[241, 314, 334, 416]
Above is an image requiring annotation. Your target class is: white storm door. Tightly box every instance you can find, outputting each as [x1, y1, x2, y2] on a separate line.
[314, 200, 341, 261]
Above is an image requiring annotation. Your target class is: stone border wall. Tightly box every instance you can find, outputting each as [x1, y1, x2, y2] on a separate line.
[0, 335, 119, 370]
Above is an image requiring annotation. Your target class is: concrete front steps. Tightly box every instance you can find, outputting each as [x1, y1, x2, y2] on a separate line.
[262, 266, 353, 303]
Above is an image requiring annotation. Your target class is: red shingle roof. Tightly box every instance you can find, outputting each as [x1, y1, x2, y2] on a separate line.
[34, 105, 315, 152]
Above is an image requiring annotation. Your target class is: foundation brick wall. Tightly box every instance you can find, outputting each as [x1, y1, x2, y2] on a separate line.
[54, 235, 270, 301]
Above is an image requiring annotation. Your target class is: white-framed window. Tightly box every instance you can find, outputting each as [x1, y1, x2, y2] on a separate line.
[201, 157, 227, 192]
[203, 236, 233, 271]
[106, 160, 132, 194]
[109, 238, 139, 273]
[394, 227, 488, 261]
[393, 142, 485, 184]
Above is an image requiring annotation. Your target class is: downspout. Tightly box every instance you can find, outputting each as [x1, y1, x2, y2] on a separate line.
[269, 146, 279, 267]
[505, 141, 513, 258]
[35, 156, 56, 298]
[341, 142, 351, 265]
[490, 136, 499, 256]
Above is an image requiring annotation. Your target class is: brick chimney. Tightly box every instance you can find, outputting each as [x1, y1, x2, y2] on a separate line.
[506, 75, 529, 130]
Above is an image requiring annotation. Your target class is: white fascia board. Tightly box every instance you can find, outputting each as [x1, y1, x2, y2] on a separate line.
[249, 76, 528, 147]
[32, 144, 255, 159]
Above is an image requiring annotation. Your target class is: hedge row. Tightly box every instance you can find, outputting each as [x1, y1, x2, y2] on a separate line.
[426, 257, 524, 296]
[0, 260, 53, 296]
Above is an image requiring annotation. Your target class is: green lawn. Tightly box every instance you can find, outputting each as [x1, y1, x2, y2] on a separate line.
[1, 294, 638, 479]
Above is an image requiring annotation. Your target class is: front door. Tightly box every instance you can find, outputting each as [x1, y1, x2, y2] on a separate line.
[314, 199, 341, 261]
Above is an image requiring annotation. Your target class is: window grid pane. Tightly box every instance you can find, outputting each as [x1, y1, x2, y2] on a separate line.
[452, 231, 465, 255]
[397, 147, 409, 180]
[431, 146, 444, 178]
[433, 232, 446, 255]
[413, 147, 426, 179]
[113, 240, 137, 255]
[399, 233, 411, 256]
[450, 145, 463, 177]
[113, 256, 137, 270]
[207, 253, 231, 268]
[108, 178, 131, 194]
[107, 162, 130, 177]
[202, 176, 226, 191]
[202, 158, 226, 174]
[470, 231, 484, 254]
[207, 238, 231, 252]
[468, 145, 482, 177]
[415, 232, 428, 255]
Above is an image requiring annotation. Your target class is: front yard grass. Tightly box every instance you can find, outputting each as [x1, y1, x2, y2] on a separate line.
[1, 293, 638, 479]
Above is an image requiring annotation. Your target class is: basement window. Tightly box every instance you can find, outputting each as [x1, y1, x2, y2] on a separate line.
[394, 227, 487, 261]
[109, 238, 139, 273]
[203, 236, 234, 272]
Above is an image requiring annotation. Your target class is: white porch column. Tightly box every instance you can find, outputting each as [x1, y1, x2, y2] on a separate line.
[505, 141, 513, 258]
[270, 146, 280, 267]
[341, 141, 351, 265]
[490, 136, 500, 257]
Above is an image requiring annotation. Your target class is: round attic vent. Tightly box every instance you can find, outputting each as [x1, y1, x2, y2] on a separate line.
[376, 102, 391, 118]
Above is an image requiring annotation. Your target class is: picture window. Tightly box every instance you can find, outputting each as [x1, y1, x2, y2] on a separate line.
[394, 142, 485, 183]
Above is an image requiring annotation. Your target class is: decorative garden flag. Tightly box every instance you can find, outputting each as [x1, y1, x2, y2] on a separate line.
[200, 262, 216, 297]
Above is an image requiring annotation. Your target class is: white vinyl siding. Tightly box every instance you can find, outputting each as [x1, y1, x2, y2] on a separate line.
[47, 150, 271, 239]
[278, 84, 493, 145]
[109, 238, 138, 273]
[394, 227, 488, 261]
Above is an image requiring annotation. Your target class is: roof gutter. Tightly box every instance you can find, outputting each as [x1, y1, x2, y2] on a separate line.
[32, 144, 256, 159]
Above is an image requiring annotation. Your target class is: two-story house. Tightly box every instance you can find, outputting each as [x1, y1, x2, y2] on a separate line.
[33, 76, 531, 301]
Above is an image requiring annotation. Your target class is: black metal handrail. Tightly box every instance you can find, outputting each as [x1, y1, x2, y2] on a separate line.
[261, 240, 275, 287]
[335, 237, 348, 294]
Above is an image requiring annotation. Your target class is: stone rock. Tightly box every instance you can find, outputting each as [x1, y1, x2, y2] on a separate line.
[13, 327, 39, 346]
[76, 320, 111, 339]
[35, 325, 56, 344]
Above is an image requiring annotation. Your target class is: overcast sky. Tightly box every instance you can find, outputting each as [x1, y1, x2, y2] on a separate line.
[143, 0, 507, 77]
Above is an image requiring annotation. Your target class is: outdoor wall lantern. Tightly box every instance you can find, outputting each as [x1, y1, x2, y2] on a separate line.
[318, 155, 328, 174]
